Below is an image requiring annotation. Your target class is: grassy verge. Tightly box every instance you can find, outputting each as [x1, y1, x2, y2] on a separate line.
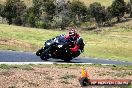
[0, 23, 132, 62]
[0, 64, 132, 70]
[0, 64, 99, 70]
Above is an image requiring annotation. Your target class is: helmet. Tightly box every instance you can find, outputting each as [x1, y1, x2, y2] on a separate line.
[69, 28, 76, 36]
[69, 28, 77, 39]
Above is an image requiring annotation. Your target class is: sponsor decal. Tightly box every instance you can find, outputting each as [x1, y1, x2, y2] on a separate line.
[79, 68, 131, 87]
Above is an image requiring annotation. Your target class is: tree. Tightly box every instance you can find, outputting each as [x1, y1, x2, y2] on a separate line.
[22, 7, 36, 27]
[89, 2, 110, 26]
[68, 0, 87, 23]
[0, 4, 3, 16]
[28, 12, 36, 27]
[32, 0, 45, 17]
[32, 0, 56, 28]
[3, 0, 17, 24]
[130, 0, 132, 17]
[3, 0, 26, 25]
[43, 0, 56, 20]
[14, 0, 26, 25]
[110, 0, 126, 22]
[52, 0, 72, 29]
[0, 4, 8, 23]
[126, 2, 130, 14]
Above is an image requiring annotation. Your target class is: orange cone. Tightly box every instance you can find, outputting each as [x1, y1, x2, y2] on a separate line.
[81, 67, 89, 77]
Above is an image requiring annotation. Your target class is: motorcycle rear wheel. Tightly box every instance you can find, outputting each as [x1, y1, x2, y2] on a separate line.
[63, 58, 72, 62]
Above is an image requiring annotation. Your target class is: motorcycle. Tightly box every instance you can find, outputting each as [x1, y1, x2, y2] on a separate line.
[36, 34, 74, 62]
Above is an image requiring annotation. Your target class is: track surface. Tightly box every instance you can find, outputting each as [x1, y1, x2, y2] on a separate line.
[0, 50, 132, 65]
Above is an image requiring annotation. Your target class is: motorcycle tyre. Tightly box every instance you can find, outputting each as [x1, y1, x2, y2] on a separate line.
[36, 48, 43, 56]
[40, 47, 51, 60]
[63, 58, 72, 62]
[40, 52, 49, 61]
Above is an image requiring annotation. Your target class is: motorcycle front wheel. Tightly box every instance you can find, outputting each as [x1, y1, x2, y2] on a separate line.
[36, 47, 43, 56]
[40, 47, 51, 60]
[40, 52, 49, 60]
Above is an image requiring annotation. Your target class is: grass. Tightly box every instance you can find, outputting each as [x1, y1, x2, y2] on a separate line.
[0, 23, 132, 62]
[0, 0, 129, 7]
[1, 64, 132, 70]
[54, 64, 132, 70]
[8, 86, 16, 88]
[0, 64, 34, 70]
[79, 0, 129, 6]
[45, 76, 54, 80]
[22, 79, 39, 87]
[0, 70, 14, 77]
[0, 64, 11, 69]
[60, 80, 70, 84]
[60, 74, 76, 79]
[0, 64, 95, 70]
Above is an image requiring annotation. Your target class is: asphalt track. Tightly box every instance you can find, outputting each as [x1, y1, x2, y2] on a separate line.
[0, 50, 132, 65]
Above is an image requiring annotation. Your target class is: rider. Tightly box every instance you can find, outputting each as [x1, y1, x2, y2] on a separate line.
[65, 28, 84, 58]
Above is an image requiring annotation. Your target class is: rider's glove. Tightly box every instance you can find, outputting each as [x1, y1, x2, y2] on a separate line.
[70, 48, 77, 52]
[70, 44, 79, 52]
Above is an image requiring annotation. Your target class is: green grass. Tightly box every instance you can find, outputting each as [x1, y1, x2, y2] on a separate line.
[0, 64, 34, 70]
[0, 24, 132, 62]
[0, 64, 132, 70]
[0, 0, 129, 7]
[78, 0, 129, 6]
[8, 86, 16, 88]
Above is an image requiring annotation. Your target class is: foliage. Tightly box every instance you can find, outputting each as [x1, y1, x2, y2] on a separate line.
[130, 0, 132, 17]
[68, 0, 88, 23]
[126, 2, 131, 14]
[28, 12, 36, 27]
[110, 0, 126, 22]
[0, 0, 131, 28]
[2, 0, 16, 24]
[32, 0, 42, 16]
[2, 0, 26, 25]
[38, 0, 56, 22]
[0, 4, 4, 16]
[89, 2, 111, 26]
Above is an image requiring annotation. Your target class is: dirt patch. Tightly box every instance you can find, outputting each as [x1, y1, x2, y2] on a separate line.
[0, 65, 131, 88]
[0, 38, 32, 48]
[0, 70, 14, 77]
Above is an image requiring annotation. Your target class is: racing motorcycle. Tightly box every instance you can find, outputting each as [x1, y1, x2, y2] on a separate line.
[36, 34, 74, 62]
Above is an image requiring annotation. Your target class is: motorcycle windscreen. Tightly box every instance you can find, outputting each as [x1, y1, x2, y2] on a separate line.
[56, 36, 67, 44]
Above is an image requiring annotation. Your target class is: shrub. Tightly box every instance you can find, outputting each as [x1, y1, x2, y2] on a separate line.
[110, 0, 126, 22]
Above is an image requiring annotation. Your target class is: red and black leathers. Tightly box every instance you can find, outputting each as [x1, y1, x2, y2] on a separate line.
[65, 34, 80, 52]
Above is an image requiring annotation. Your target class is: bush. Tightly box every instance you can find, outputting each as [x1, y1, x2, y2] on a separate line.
[3, 0, 26, 25]
[41, 22, 50, 29]
[130, 0, 132, 17]
[36, 20, 50, 29]
[89, 2, 111, 26]
[27, 12, 36, 27]
[12, 16, 23, 26]
[68, 0, 88, 23]
[110, 0, 126, 22]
